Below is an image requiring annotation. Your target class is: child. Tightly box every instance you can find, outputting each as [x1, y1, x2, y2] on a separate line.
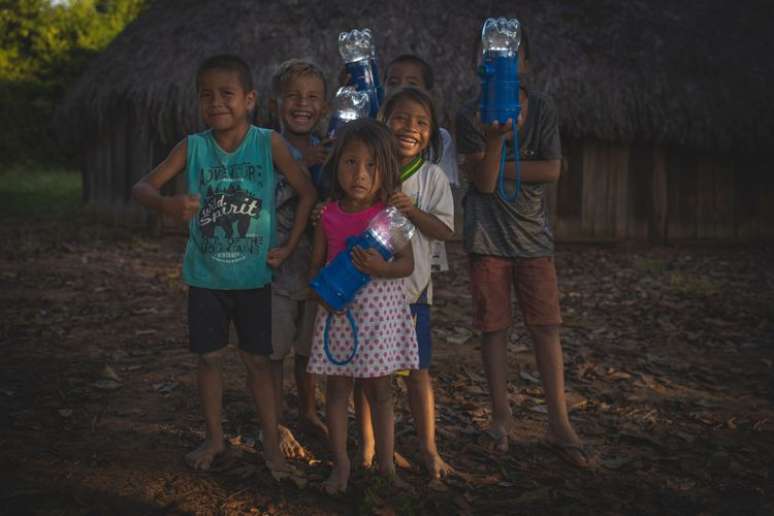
[306, 119, 419, 493]
[384, 54, 459, 189]
[267, 59, 329, 445]
[383, 54, 458, 273]
[455, 27, 594, 467]
[131, 54, 317, 478]
[355, 87, 455, 480]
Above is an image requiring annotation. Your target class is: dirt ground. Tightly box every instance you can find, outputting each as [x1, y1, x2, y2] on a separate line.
[1, 218, 773, 515]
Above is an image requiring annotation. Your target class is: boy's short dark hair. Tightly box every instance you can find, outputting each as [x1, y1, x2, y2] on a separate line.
[386, 54, 435, 90]
[271, 59, 328, 98]
[379, 86, 442, 164]
[196, 54, 253, 92]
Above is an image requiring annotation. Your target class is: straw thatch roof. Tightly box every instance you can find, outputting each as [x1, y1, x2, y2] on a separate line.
[57, 0, 774, 154]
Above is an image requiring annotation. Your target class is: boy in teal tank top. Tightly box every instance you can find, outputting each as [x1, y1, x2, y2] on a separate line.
[132, 55, 316, 481]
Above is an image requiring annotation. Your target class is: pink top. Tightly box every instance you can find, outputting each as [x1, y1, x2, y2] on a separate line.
[322, 201, 385, 263]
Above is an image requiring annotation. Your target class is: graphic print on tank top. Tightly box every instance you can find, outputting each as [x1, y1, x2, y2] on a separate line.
[194, 161, 266, 264]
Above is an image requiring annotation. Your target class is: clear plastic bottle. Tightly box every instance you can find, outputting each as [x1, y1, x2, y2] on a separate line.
[327, 86, 370, 138]
[367, 206, 416, 254]
[481, 17, 521, 56]
[338, 28, 376, 63]
[337, 28, 383, 117]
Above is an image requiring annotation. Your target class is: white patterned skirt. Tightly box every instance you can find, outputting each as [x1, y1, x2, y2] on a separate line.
[306, 278, 419, 378]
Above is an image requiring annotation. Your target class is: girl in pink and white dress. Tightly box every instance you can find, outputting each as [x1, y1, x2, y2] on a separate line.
[307, 119, 418, 493]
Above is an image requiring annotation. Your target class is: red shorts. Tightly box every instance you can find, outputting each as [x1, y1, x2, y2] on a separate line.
[469, 255, 562, 332]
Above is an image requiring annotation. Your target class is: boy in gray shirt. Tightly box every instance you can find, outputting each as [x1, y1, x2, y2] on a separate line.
[456, 27, 594, 468]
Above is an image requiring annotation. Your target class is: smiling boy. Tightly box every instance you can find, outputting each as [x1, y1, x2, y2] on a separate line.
[132, 54, 316, 480]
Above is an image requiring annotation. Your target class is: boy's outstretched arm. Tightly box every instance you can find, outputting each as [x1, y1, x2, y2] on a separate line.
[132, 139, 199, 222]
[268, 131, 318, 267]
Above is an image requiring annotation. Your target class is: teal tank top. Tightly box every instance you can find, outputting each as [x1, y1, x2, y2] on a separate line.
[182, 126, 276, 289]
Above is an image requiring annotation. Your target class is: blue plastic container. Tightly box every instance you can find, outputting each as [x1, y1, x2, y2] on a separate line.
[310, 230, 392, 312]
[479, 51, 520, 125]
[345, 58, 383, 118]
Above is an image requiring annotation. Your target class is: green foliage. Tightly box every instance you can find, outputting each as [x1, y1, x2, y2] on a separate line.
[0, 164, 81, 218]
[0, 0, 146, 165]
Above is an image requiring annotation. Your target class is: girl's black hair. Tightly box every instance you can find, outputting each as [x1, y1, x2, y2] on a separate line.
[323, 119, 400, 204]
[378, 86, 442, 164]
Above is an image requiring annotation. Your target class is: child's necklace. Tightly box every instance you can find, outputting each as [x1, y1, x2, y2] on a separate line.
[399, 156, 424, 183]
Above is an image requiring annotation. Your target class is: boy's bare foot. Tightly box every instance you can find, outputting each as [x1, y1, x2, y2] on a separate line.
[543, 426, 596, 469]
[421, 450, 452, 479]
[185, 439, 225, 471]
[322, 463, 350, 495]
[484, 424, 509, 453]
[300, 413, 328, 438]
[379, 468, 411, 491]
[278, 424, 307, 459]
[393, 451, 413, 470]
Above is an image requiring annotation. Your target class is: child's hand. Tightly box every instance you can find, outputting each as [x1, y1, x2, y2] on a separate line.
[389, 192, 417, 218]
[351, 246, 387, 277]
[303, 142, 330, 168]
[310, 201, 327, 227]
[164, 193, 200, 222]
[482, 118, 515, 142]
[267, 246, 291, 268]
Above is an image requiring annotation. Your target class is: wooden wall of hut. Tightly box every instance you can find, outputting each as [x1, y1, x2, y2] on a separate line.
[80, 127, 774, 241]
[546, 139, 774, 242]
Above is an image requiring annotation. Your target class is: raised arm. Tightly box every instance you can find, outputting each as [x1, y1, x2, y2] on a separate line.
[131, 139, 199, 222]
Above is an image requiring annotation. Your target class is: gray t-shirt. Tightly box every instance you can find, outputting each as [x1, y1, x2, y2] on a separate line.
[456, 90, 561, 258]
[272, 137, 317, 299]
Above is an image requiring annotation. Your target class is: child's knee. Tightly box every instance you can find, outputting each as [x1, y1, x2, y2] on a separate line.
[328, 377, 353, 402]
[526, 324, 559, 342]
[198, 349, 226, 370]
[406, 368, 430, 386]
[364, 378, 393, 405]
[239, 350, 271, 377]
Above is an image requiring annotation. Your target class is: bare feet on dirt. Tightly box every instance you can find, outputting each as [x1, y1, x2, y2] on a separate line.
[422, 450, 452, 479]
[322, 461, 350, 495]
[484, 422, 510, 453]
[185, 439, 225, 471]
[299, 413, 328, 438]
[278, 424, 307, 459]
[543, 426, 596, 469]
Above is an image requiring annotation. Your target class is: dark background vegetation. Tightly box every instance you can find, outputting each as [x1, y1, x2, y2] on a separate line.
[1, 0, 145, 167]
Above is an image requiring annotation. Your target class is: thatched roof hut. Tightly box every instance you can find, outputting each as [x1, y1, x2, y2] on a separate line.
[57, 0, 774, 240]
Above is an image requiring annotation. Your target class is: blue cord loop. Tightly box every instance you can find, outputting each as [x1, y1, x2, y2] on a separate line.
[323, 308, 359, 366]
[497, 117, 521, 202]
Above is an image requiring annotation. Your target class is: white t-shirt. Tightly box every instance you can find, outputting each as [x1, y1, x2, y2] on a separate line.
[401, 161, 454, 304]
[430, 128, 459, 273]
[438, 128, 460, 186]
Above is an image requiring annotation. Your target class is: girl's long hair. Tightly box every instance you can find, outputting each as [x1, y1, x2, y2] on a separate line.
[323, 119, 401, 205]
[378, 86, 442, 164]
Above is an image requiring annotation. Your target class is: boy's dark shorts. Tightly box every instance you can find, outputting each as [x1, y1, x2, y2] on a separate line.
[469, 254, 562, 332]
[188, 286, 272, 355]
[410, 302, 432, 369]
